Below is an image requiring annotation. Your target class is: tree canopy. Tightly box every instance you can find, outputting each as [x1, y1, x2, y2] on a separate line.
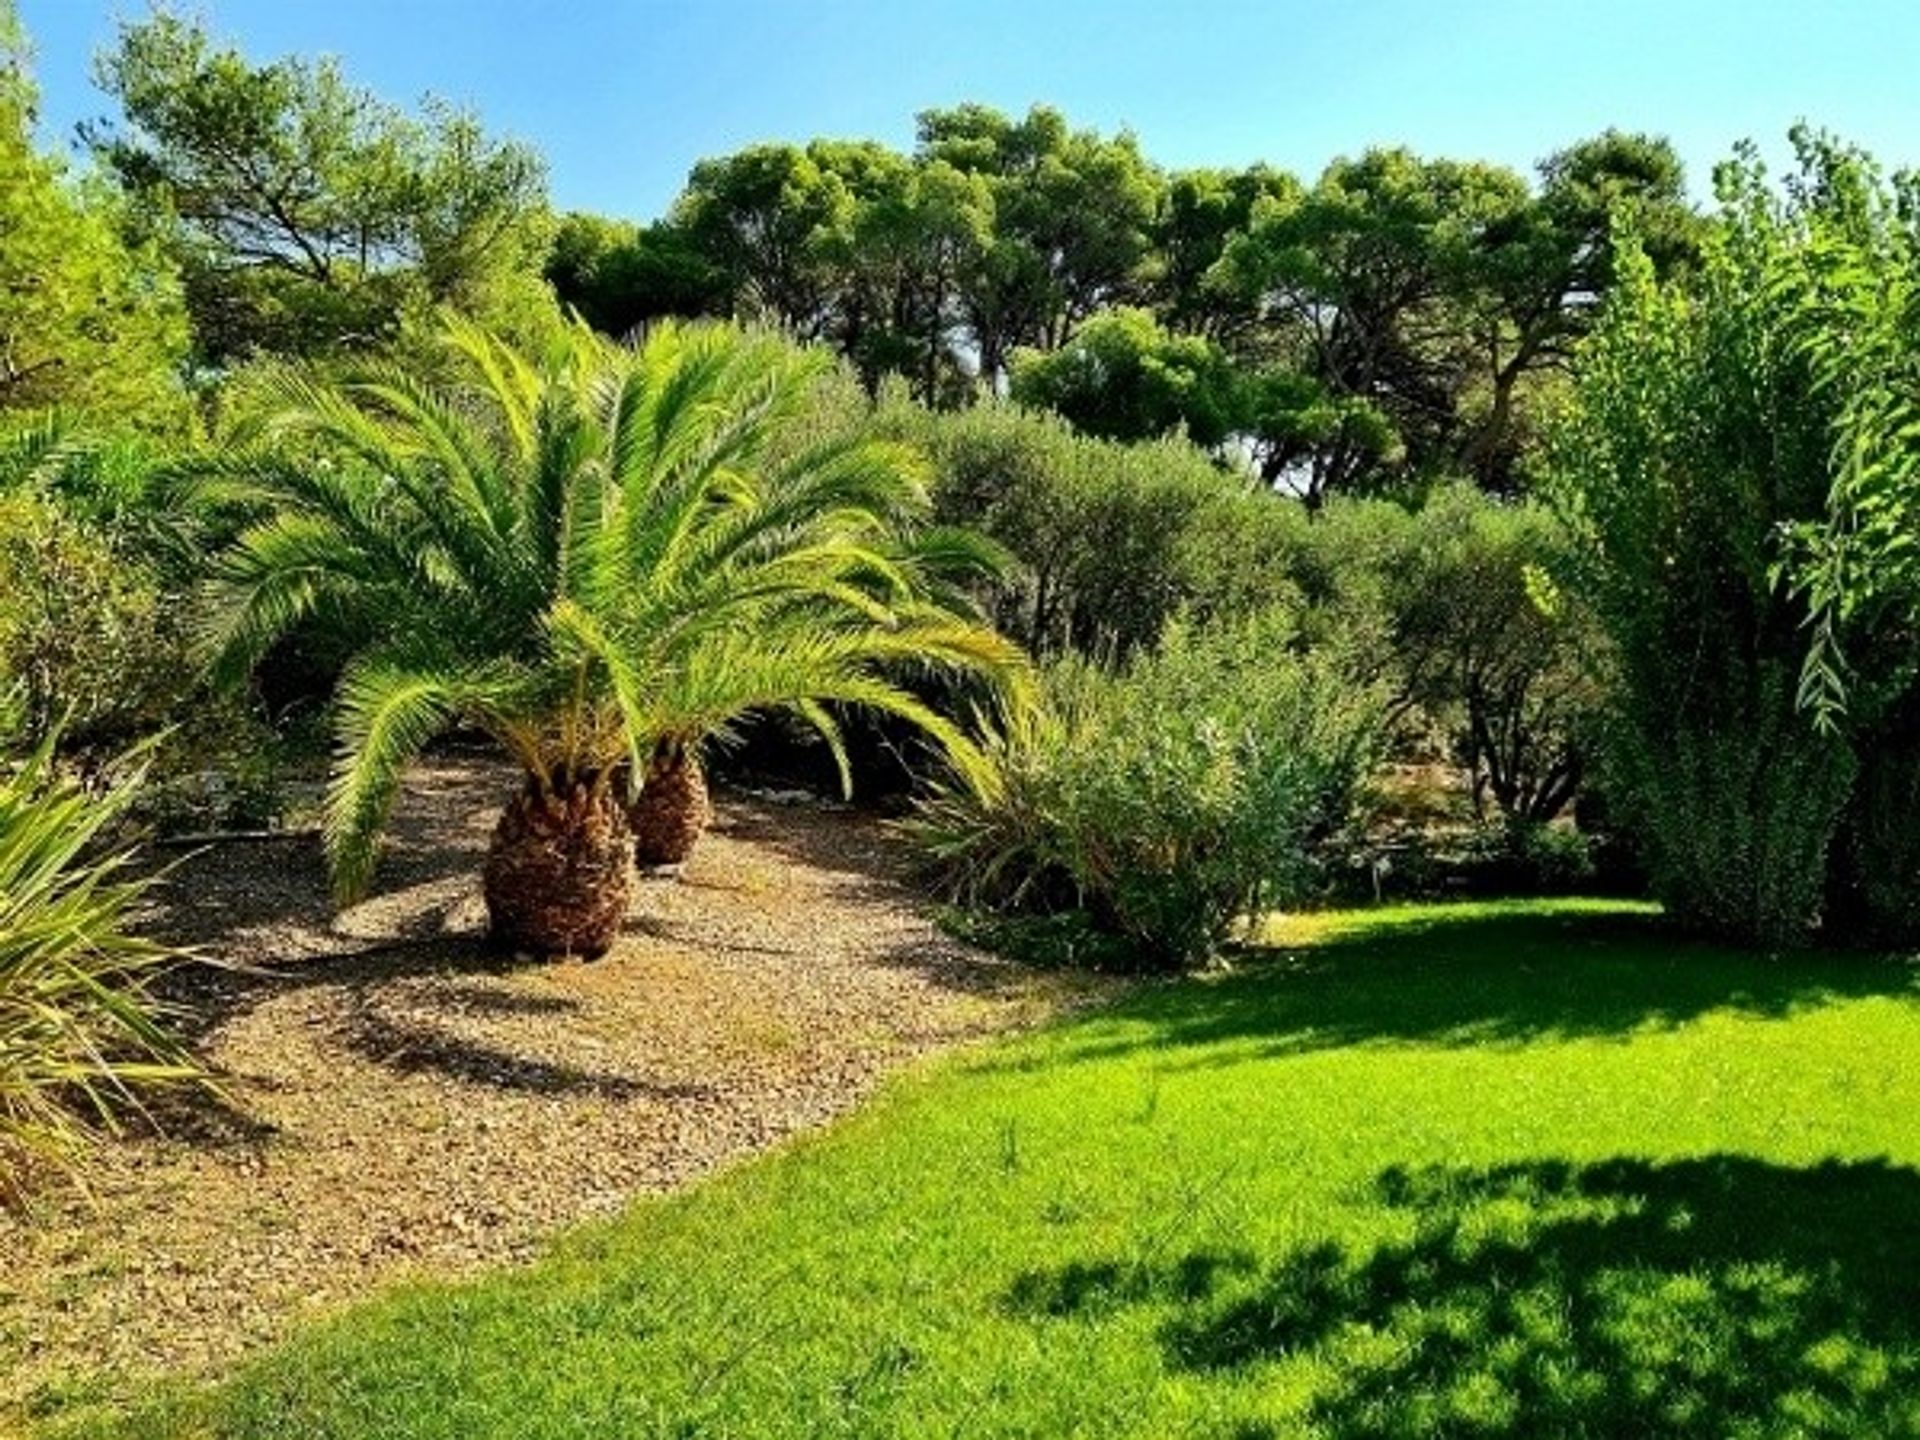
[553, 106, 1697, 501]
[0, 3, 187, 422]
[87, 10, 556, 363]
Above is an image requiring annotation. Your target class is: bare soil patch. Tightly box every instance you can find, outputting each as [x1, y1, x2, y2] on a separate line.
[0, 756, 1103, 1423]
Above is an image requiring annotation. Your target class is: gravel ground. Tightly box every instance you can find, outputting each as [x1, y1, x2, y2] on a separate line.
[0, 756, 1105, 1423]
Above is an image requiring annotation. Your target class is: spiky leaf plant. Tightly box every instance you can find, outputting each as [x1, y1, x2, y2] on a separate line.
[0, 740, 199, 1207]
[203, 317, 1029, 953]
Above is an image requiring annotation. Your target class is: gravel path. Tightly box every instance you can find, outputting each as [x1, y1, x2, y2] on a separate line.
[0, 757, 1103, 1422]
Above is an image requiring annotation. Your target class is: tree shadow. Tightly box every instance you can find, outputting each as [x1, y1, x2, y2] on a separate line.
[1005, 1249, 1258, 1320]
[337, 999, 715, 1102]
[1138, 1155, 1920, 1436]
[148, 933, 520, 1051]
[701, 787, 918, 901]
[1027, 907, 1918, 1069]
[140, 757, 502, 961]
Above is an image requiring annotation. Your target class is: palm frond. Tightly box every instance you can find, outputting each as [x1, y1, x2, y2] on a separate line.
[0, 409, 82, 493]
[325, 659, 471, 902]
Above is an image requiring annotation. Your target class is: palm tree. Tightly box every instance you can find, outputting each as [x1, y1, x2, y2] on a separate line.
[203, 317, 1028, 956]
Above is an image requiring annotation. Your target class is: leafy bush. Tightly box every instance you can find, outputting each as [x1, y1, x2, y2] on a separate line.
[1544, 145, 1871, 943]
[133, 695, 297, 835]
[1, 740, 200, 1206]
[884, 400, 1246, 659]
[0, 479, 290, 833]
[1383, 484, 1600, 826]
[0, 490, 176, 753]
[1007, 306, 1240, 446]
[911, 612, 1387, 968]
[1178, 484, 1605, 838]
[1823, 704, 1920, 941]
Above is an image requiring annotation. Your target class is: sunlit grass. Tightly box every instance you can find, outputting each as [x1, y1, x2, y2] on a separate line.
[1255, 895, 1663, 949]
[59, 899, 1920, 1439]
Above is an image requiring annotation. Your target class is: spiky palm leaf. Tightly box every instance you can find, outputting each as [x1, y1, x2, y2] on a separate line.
[204, 316, 1030, 902]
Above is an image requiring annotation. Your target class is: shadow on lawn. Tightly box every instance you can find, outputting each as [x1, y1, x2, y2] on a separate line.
[1013, 1155, 1920, 1438]
[1027, 908, 1918, 1067]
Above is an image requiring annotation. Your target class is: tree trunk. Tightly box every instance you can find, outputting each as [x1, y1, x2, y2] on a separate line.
[629, 752, 712, 869]
[1465, 359, 1524, 491]
[483, 778, 632, 958]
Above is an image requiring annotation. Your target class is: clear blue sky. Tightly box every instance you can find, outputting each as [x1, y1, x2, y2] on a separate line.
[16, 0, 1920, 220]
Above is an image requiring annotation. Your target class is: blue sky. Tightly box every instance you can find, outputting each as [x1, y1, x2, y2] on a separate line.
[16, 1, 1920, 220]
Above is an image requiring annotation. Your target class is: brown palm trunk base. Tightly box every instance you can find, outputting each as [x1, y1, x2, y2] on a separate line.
[629, 754, 711, 869]
[483, 779, 633, 958]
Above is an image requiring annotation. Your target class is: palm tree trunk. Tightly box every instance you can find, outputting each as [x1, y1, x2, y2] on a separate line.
[629, 751, 712, 868]
[483, 777, 632, 958]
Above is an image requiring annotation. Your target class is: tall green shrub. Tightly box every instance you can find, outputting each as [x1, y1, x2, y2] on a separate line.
[1384, 484, 1600, 827]
[887, 401, 1242, 659]
[1544, 139, 1886, 942]
[1762, 136, 1920, 939]
[0, 491, 176, 753]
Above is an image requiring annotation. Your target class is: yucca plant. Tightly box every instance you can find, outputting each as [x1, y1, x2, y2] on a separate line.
[203, 317, 1029, 955]
[0, 739, 200, 1206]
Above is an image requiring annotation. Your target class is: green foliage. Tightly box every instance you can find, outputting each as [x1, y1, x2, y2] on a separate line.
[545, 212, 726, 336]
[1151, 164, 1302, 340]
[79, 902, 1920, 1440]
[888, 400, 1244, 659]
[562, 106, 1693, 500]
[1173, 483, 1599, 837]
[0, 491, 175, 754]
[1546, 137, 1875, 942]
[1008, 307, 1240, 446]
[1833, 711, 1920, 939]
[802, 392, 1602, 889]
[1768, 132, 1920, 733]
[0, 738, 200, 1208]
[89, 10, 556, 363]
[1175, 488, 1403, 646]
[1458, 129, 1698, 487]
[667, 137, 996, 402]
[911, 612, 1387, 968]
[646, 105, 1163, 404]
[673, 143, 857, 334]
[0, 10, 188, 424]
[918, 104, 1162, 385]
[204, 317, 1028, 900]
[1607, 677, 1856, 943]
[0, 407, 291, 833]
[1384, 484, 1599, 825]
[1207, 135, 1696, 498]
[1210, 147, 1522, 497]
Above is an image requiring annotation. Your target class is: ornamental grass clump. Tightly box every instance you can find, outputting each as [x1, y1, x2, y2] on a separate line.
[0, 741, 200, 1206]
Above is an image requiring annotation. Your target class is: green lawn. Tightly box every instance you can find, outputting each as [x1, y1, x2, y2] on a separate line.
[84, 900, 1920, 1439]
